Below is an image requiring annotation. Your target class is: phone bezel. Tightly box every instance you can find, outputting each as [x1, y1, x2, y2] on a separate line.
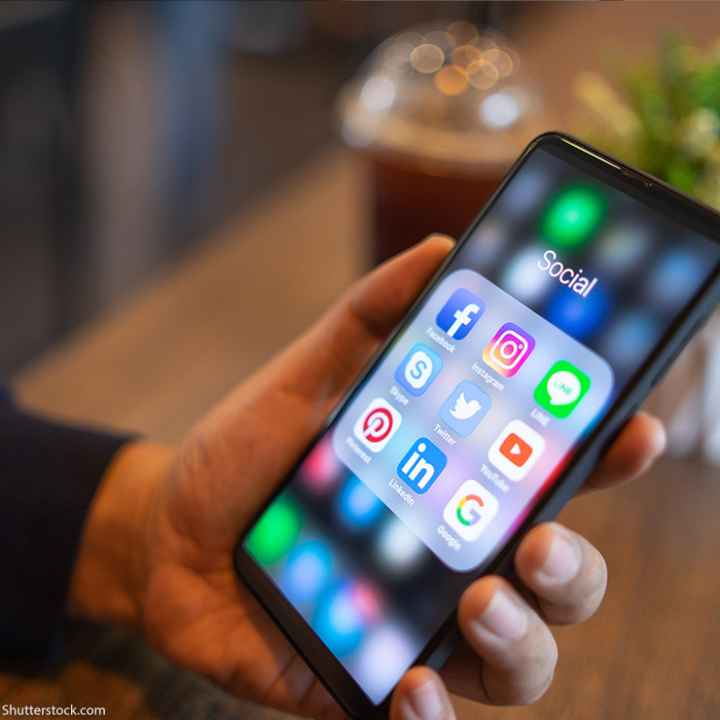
[234, 132, 720, 719]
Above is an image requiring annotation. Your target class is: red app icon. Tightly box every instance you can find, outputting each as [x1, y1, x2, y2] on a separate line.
[489, 420, 545, 481]
[499, 433, 533, 468]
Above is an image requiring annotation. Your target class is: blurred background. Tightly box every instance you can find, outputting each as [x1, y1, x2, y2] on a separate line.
[4, 2, 720, 466]
[2, 2, 720, 718]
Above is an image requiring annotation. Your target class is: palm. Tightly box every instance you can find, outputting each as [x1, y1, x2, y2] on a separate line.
[142, 424, 339, 717]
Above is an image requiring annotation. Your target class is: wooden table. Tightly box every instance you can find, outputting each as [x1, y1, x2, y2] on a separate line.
[4, 147, 719, 720]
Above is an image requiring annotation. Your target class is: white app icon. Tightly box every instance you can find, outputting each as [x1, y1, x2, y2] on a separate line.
[353, 398, 402, 453]
[443, 480, 499, 542]
[450, 392, 482, 420]
[488, 419, 545, 481]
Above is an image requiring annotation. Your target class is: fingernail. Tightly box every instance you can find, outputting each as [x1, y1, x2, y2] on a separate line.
[473, 588, 528, 641]
[651, 418, 667, 456]
[400, 677, 451, 720]
[537, 529, 581, 584]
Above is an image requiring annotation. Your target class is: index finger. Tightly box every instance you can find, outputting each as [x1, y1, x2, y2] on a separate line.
[580, 411, 666, 494]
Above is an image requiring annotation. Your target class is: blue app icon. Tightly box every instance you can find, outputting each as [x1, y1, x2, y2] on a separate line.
[546, 283, 610, 341]
[396, 438, 447, 494]
[435, 288, 485, 340]
[439, 380, 492, 437]
[394, 343, 443, 396]
[336, 475, 385, 530]
[280, 540, 333, 607]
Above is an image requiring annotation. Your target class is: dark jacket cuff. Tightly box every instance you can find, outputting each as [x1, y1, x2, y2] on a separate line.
[0, 401, 132, 668]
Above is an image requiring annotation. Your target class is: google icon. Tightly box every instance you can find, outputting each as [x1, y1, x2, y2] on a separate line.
[443, 480, 499, 542]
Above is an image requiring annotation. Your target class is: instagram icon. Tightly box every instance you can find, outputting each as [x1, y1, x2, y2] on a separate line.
[483, 323, 535, 377]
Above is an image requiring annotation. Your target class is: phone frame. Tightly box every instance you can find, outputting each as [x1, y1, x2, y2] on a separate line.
[234, 132, 720, 719]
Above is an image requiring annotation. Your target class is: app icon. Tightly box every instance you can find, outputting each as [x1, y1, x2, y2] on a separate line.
[435, 288, 485, 340]
[483, 322, 535, 377]
[397, 437, 447, 494]
[439, 380, 491, 437]
[280, 540, 333, 606]
[314, 581, 379, 657]
[443, 480, 499, 542]
[245, 494, 302, 566]
[394, 343, 443, 396]
[547, 283, 610, 341]
[540, 185, 606, 249]
[488, 420, 545, 481]
[336, 475, 384, 530]
[353, 398, 402, 453]
[534, 360, 591, 418]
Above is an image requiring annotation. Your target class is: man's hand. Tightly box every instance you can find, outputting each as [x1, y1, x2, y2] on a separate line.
[69, 236, 666, 720]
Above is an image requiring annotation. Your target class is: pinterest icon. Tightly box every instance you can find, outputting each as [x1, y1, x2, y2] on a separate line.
[353, 398, 402, 453]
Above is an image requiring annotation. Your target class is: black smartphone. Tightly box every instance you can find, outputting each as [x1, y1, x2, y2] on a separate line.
[234, 132, 720, 718]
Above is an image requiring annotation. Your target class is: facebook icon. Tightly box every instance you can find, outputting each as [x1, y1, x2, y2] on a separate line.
[435, 288, 485, 340]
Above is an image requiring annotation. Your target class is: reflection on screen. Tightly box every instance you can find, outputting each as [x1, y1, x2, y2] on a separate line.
[244, 147, 720, 704]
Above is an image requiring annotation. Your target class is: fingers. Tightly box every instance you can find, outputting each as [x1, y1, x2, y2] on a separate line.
[448, 577, 557, 706]
[582, 411, 666, 493]
[391, 667, 456, 720]
[515, 522, 607, 625]
[347, 234, 455, 341]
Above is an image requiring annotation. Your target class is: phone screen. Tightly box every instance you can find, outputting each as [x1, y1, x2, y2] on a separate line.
[242, 141, 720, 705]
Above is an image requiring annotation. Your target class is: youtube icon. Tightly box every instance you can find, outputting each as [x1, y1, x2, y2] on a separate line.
[489, 420, 545, 481]
[499, 433, 533, 468]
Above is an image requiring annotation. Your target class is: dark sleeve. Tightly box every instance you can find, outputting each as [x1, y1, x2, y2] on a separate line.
[0, 389, 132, 669]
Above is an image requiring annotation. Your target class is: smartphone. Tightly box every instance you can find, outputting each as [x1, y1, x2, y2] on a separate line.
[234, 132, 720, 718]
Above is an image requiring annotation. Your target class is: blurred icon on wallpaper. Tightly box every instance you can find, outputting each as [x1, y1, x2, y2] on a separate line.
[435, 288, 485, 340]
[602, 311, 659, 370]
[355, 623, 420, 705]
[647, 248, 707, 309]
[375, 517, 425, 574]
[534, 360, 591, 418]
[497, 162, 547, 217]
[245, 494, 302, 566]
[443, 480, 499, 542]
[465, 219, 507, 272]
[593, 221, 651, 276]
[546, 283, 610, 341]
[280, 540, 334, 606]
[300, 436, 341, 493]
[501, 245, 553, 304]
[394, 343, 443, 396]
[353, 398, 402, 453]
[397, 437, 447, 494]
[540, 185, 606, 249]
[314, 581, 381, 657]
[439, 380, 491, 437]
[483, 322, 535, 377]
[336, 475, 385, 530]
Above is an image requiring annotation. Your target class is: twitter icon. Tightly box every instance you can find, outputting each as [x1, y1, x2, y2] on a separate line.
[439, 381, 491, 437]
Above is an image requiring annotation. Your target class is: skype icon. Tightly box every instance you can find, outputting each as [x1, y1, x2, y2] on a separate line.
[394, 343, 443, 396]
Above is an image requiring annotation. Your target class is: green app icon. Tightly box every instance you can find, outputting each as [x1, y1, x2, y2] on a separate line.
[534, 360, 591, 418]
[245, 494, 302, 566]
[540, 186, 606, 249]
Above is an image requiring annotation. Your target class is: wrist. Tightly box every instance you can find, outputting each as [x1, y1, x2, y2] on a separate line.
[67, 440, 175, 629]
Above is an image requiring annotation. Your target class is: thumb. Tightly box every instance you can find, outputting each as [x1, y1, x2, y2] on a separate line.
[253, 233, 454, 415]
[390, 667, 456, 720]
[186, 235, 453, 535]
